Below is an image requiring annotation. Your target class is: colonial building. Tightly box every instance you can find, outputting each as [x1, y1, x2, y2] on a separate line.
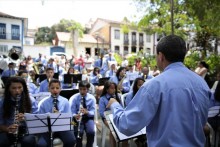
[0, 12, 28, 55]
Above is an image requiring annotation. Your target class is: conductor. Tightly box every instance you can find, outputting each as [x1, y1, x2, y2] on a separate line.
[107, 35, 211, 147]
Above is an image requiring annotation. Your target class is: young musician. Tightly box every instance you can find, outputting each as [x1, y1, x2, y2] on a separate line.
[99, 81, 127, 147]
[89, 67, 102, 86]
[124, 77, 146, 146]
[69, 81, 96, 147]
[37, 79, 76, 147]
[109, 67, 130, 94]
[39, 67, 54, 92]
[0, 77, 38, 147]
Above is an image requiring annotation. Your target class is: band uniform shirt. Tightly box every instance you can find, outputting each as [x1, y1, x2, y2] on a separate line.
[69, 93, 96, 118]
[39, 79, 50, 92]
[89, 73, 101, 85]
[1, 69, 17, 77]
[110, 62, 211, 147]
[109, 76, 130, 93]
[38, 95, 70, 114]
[99, 93, 122, 120]
[0, 96, 38, 126]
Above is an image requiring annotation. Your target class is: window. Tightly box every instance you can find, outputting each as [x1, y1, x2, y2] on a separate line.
[115, 46, 120, 54]
[114, 30, 120, 39]
[146, 34, 151, 43]
[124, 33, 129, 45]
[139, 33, 144, 46]
[124, 46, 128, 55]
[0, 23, 6, 39]
[11, 25, 20, 40]
[25, 40, 30, 45]
[0, 45, 8, 53]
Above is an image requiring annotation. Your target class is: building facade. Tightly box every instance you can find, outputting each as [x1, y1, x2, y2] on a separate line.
[0, 12, 28, 55]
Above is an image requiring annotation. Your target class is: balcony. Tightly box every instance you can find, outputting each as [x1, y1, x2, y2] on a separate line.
[124, 40, 129, 45]
[0, 33, 20, 40]
[139, 41, 144, 46]
[132, 40, 137, 46]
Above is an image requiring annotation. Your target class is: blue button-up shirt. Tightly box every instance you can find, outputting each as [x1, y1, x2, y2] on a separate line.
[110, 62, 211, 147]
[39, 79, 49, 92]
[69, 93, 96, 118]
[38, 95, 70, 113]
[1, 69, 17, 77]
[0, 96, 38, 125]
[109, 76, 130, 93]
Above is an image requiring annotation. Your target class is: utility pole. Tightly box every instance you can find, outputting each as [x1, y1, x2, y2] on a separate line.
[170, 0, 174, 35]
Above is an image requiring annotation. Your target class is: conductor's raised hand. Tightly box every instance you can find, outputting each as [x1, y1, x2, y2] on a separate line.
[106, 98, 117, 109]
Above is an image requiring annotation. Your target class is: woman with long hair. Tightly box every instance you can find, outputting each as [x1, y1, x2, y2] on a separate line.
[0, 77, 38, 147]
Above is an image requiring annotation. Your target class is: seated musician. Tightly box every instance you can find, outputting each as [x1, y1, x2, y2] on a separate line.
[105, 62, 116, 78]
[125, 77, 147, 146]
[69, 81, 96, 147]
[18, 70, 39, 95]
[109, 67, 130, 94]
[99, 81, 127, 147]
[37, 79, 76, 147]
[39, 67, 54, 92]
[62, 67, 77, 89]
[89, 67, 102, 86]
[0, 77, 38, 147]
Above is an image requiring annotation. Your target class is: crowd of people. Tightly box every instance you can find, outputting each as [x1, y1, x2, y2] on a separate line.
[0, 35, 219, 147]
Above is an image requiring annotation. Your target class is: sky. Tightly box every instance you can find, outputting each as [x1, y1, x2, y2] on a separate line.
[0, 0, 140, 29]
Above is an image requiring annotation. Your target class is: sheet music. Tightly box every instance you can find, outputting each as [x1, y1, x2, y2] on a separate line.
[108, 114, 146, 141]
[25, 113, 73, 134]
[208, 106, 220, 117]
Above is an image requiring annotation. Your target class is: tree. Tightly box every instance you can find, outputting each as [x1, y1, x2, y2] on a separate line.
[35, 27, 52, 44]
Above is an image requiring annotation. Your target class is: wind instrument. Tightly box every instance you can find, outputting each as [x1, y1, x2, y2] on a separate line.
[52, 94, 59, 113]
[144, 74, 146, 79]
[77, 96, 84, 138]
[13, 95, 20, 147]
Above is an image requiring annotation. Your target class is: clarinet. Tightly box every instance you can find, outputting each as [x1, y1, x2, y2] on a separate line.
[77, 96, 84, 138]
[13, 95, 20, 147]
[52, 94, 59, 113]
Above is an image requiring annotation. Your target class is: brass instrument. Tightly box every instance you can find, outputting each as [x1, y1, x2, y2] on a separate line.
[118, 74, 126, 93]
[32, 63, 40, 74]
[77, 96, 84, 138]
[8, 47, 22, 61]
[13, 95, 20, 147]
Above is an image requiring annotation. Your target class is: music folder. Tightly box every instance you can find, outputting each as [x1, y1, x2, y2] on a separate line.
[108, 114, 146, 141]
[63, 74, 82, 84]
[24, 113, 73, 134]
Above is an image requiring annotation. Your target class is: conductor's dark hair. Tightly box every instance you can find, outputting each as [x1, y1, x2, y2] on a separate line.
[49, 79, 61, 87]
[3, 77, 32, 118]
[156, 35, 187, 62]
[132, 77, 145, 98]
[79, 80, 90, 89]
[101, 81, 121, 103]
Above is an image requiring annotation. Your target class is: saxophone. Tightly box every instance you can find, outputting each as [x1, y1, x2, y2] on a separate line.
[117, 74, 126, 93]
[77, 96, 84, 138]
[13, 95, 20, 147]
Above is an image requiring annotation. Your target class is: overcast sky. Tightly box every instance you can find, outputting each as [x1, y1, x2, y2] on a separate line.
[0, 0, 140, 28]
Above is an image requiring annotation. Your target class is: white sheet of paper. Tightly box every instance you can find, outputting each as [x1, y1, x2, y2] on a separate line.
[25, 113, 73, 134]
[108, 114, 145, 141]
[25, 113, 48, 134]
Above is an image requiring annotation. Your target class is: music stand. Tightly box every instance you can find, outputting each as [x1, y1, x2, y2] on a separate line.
[72, 74, 82, 83]
[60, 89, 79, 100]
[25, 113, 72, 147]
[37, 74, 59, 83]
[63, 74, 72, 84]
[98, 77, 110, 86]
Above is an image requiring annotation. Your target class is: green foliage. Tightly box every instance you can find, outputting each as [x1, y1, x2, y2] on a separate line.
[35, 27, 52, 44]
[114, 53, 123, 66]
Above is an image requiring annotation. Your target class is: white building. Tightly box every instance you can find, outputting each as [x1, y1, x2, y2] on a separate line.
[0, 12, 28, 55]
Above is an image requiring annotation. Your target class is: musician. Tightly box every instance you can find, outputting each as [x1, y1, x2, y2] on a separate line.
[39, 67, 54, 92]
[109, 67, 130, 94]
[107, 35, 211, 146]
[18, 70, 39, 95]
[0, 77, 38, 147]
[37, 79, 76, 147]
[124, 77, 146, 147]
[74, 61, 84, 73]
[35, 53, 47, 66]
[93, 53, 105, 76]
[126, 65, 139, 85]
[69, 81, 96, 147]
[105, 63, 116, 78]
[62, 67, 77, 89]
[102, 51, 116, 75]
[139, 66, 153, 81]
[89, 67, 102, 86]
[99, 81, 128, 147]
[1, 62, 17, 78]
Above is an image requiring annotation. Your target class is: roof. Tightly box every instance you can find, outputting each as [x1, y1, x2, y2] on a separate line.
[0, 11, 26, 20]
[56, 32, 71, 41]
[56, 32, 97, 43]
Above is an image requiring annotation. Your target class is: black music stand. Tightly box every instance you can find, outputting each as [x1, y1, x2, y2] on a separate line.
[36, 74, 59, 83]
[63, 74, 82, 83]
[25, 113, 72, 147]
[60, 89, 79, 100]
[98, 77, 110, 86]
